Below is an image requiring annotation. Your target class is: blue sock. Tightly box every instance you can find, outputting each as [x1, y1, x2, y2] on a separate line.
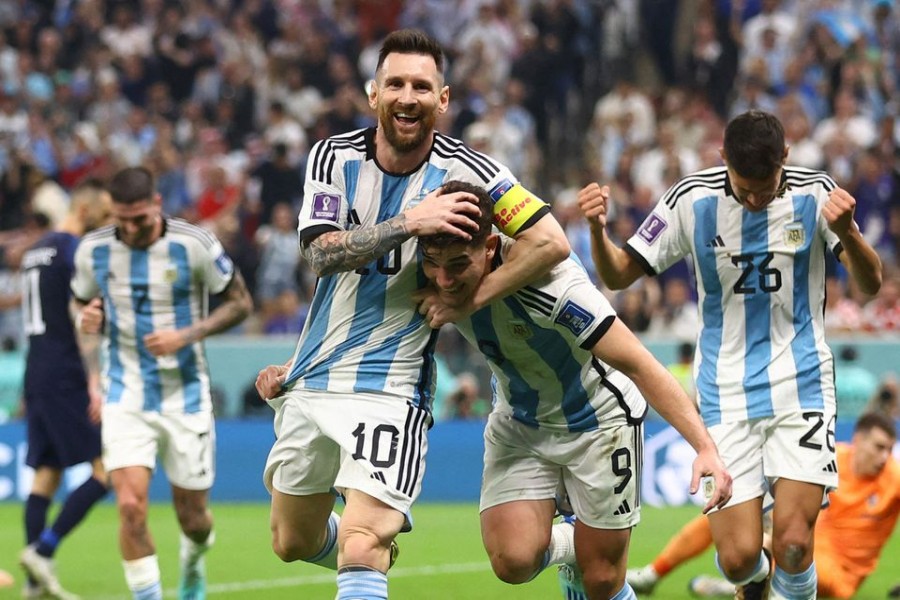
[771, 562, 816, 600]
[37, 477, 107, 557]
[611, 582, 638, 600]
[305, 512, 339, 570]
[25, 494, 51, 544]
[132, 582, 163, 600]
[336, 566, 387, 600]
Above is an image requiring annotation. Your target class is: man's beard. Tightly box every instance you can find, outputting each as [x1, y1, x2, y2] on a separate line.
[380, 109, 433, 153]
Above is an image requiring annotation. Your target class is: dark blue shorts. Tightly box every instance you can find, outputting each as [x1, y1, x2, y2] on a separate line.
[25, 390, 102, 469]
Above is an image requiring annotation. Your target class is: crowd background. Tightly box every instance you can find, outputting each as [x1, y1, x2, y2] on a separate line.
[0, 0, 897, 420]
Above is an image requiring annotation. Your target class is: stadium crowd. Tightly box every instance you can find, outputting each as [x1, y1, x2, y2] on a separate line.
[0, 0, 897, 418]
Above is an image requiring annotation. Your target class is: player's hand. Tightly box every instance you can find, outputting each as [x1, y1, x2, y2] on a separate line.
[691, 448, 733, 514]
[78, 297, 105, 334]
[143, 329, 188, 356]
[577, 183, 611, 229]
[256, 364, 288, 402]
[822, 187, 858, 237]
[405, 187, 481, 239]
[413, 287, 472, 328]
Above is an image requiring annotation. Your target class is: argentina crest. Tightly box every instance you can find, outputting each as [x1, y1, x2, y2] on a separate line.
[783, 221, 805, 248]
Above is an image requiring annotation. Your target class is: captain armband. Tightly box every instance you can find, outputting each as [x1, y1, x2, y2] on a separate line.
[491, 183, 549, 237]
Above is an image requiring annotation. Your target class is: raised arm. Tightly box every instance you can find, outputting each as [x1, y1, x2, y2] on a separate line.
[577, 183, 645, 290]
[592, 317, 733, 512]
[300, 189, 482, 277]
[823, 187, 882, 296]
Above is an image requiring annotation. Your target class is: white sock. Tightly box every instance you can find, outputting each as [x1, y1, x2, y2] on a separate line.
[180, 530, 215, 567]
[123, 555, 162, 599]
[547, 521, 576, 566]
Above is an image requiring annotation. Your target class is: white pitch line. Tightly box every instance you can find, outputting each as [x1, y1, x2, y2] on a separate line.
[93, 561, 493, 599]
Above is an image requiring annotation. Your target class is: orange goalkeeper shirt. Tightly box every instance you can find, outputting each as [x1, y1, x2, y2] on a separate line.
[815, 443, 900, 596]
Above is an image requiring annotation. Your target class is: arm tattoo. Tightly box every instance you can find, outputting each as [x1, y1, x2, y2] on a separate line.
[185, 272, 253, 343]
[301, 214, 410, 276]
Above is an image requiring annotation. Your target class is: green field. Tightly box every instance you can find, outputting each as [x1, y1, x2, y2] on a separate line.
[1, 503, 897, 599]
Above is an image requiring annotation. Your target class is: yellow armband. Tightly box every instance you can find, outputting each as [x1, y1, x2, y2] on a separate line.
[491, 183, 549, 236]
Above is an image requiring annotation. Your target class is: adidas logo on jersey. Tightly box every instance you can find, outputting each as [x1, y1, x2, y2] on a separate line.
[822, 460, 837, 473]
[706, 235, 725, 248]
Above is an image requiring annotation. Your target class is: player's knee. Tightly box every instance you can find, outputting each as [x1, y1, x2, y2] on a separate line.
[270, 525, 315, 563]
[717, 548, 762, 582]
[580, 561, 620, 597]
[340, 528, 389, 567]
[773, 540, 811, 571]
[486, 547, 542, 584]
[117, 497, 149, 534]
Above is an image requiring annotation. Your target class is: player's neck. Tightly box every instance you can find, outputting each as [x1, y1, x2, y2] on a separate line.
[373, 128, 432, 174]
[58, 214, 83, 236]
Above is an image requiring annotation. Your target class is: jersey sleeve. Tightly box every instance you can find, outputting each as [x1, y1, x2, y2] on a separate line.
[198, 235, 235, 295]
[814, 174, 843, 257]
[298, 139, 348, 242]
[486, 170, 550, 238]
[512, 240, 618, 350]
[624, 186, 692, 276]
[70, 238, 100, 301]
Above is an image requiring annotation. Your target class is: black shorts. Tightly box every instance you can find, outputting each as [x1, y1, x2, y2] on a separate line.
[25, 389, 101, 469]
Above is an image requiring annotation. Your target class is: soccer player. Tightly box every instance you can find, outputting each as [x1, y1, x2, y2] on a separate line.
[18, 181, 112, 600]
[628, 411, 900, 599]
[577, 110, 883, 599]
[415, 180, 732, 600]
[70, 167, 253, 600]
[254, 29, 570, 600]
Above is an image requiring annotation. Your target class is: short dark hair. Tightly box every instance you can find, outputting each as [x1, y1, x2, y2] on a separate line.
[419, 180, 493, 248]
[855, 411, 897, 440]
[376, 29, 445, 76]
[108, 167, 155, 204]
[723, 110, 785, 180]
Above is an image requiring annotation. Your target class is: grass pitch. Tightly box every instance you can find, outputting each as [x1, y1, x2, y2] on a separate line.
[0, 502, 896, 599]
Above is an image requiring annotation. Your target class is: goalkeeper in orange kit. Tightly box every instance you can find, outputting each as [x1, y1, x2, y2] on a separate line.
[628, 412, 900, 598]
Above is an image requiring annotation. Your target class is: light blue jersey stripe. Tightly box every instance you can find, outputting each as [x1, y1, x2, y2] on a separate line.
[131, 250, 161, 411]
[791, 195, 825, 409]
[693, 198, 723, 425]
[344, 159, 361, 210]
[93, 246, 125, 404]
[350, 175, 411, 390]
[421, 164, 447, 196]
[287, 275, 338, 387]
[504, 297, 599, 431]
[169, 243, 201, 413]
[471, 304, 541, 427]
[741, 209, 774, 419]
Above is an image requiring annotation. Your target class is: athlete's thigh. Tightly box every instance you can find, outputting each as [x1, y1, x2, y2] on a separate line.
[480, 412, 563, 513]
[481, 499, 556, 559]
[763, 408, 837, 492]
[707, 419, 766, 510]
[158, 410, 215, 491]
[102, 404, 160, 473]
[563, 420, 643, 530]
[327, 391, 431, 515]
[264, 390, 342, 497]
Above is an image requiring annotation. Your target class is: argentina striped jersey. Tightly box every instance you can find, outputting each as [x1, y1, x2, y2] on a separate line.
[284, 128, 527, 410]
[454, 238, 647, 432]
[625, 166, 841, 425]
[71, 218, 235, 414]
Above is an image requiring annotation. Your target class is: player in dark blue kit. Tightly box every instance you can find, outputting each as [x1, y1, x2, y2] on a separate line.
[19, 180, 113, 600]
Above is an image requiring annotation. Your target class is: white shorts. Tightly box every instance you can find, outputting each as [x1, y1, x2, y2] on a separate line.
[263, 388, 430, 515]
[708, 408, 837, 511]
[102, 404, 215, 491]
[480, 411, 642, 529]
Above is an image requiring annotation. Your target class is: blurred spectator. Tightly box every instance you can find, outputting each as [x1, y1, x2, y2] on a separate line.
[261, 289, 308, 336]
[824, 276, 864, 334]
[148, 142, 192, 219]
[865, 375, 900, 420]
[255, 202, 302, 322]
[101, 5, 152, 59]
[667, 341, 696, 402]
[646, 278, 699, 342]
[835, 345, 880, 418]
[861, 272, 900, 332]
[248, 142, 302, 228]
[263, 100, 307, 164]
[615, 286, 655, 334]
[196, 165, 241, 226]
[850, 149, 898, 256]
